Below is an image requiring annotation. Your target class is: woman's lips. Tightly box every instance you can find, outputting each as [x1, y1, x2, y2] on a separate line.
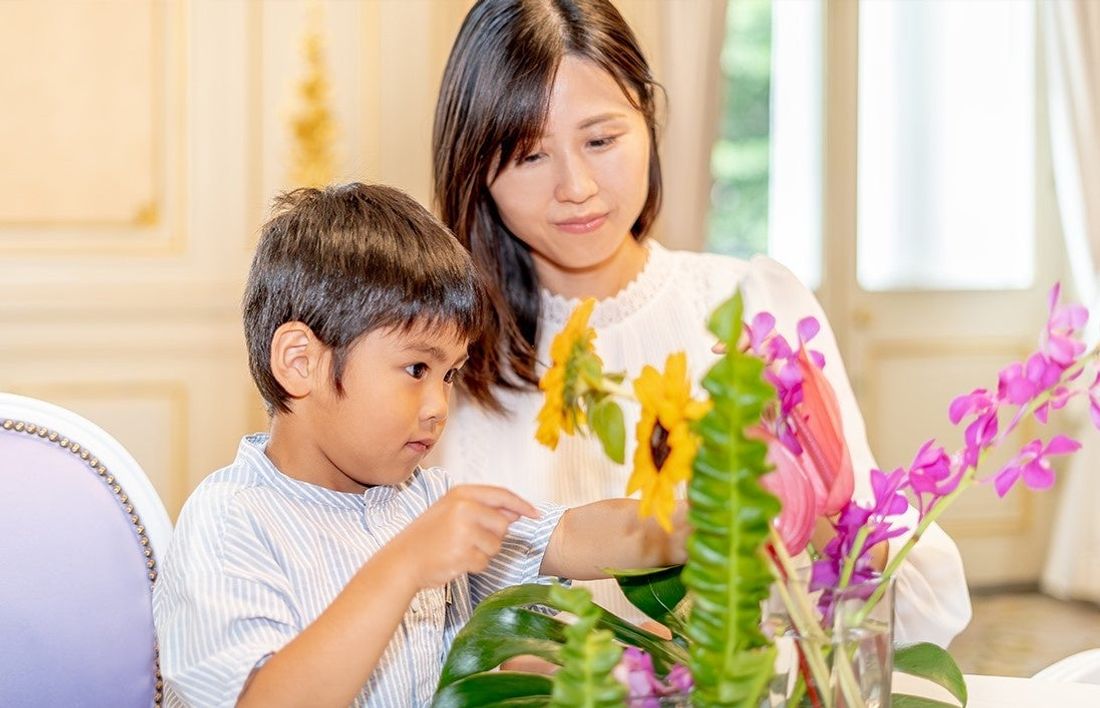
[554, 214, 608, 234]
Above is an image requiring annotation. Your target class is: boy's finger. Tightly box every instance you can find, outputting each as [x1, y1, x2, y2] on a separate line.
[460, 485, 540, 519]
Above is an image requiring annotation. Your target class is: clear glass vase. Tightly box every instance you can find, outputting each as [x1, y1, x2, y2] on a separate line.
[626, 693, 693, 707]
[763, 576, 895, 708]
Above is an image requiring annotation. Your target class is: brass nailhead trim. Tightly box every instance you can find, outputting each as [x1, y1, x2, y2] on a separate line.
[2, 418, 164, 707]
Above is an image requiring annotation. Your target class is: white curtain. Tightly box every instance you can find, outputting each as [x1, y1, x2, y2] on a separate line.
[616, 0, 728, 252]
[1041, 0, 1100, 602]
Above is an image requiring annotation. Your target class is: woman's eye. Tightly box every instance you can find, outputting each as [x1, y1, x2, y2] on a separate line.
[518, 152, 544, 165]
[405, 363, 428, 379]
[588, 135, 617, 149]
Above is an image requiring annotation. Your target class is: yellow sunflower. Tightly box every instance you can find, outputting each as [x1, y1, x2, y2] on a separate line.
[536, 298, 601, 449]
[628, 352, 711, 531]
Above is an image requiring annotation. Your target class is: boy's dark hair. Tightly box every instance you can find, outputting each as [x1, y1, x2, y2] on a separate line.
[432, 0, 663, 412]
[244, 182, 484, 415]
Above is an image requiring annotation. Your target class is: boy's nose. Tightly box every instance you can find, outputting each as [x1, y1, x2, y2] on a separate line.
[421, 384, 449, 424]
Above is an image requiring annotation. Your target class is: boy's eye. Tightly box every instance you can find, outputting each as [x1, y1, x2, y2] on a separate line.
[405, 363, 428, 379]
[443, 368, 460, 384]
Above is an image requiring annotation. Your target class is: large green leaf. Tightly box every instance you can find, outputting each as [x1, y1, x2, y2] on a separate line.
[609, 565, 688, 636]
[894, 642, 968, 706]
[548, 585, 626, 708]
[431, 672, 553, 708]
[440, 604, 565, 686]
[474, 584, 687, 668]
[438, 584, 688, 691]
[682, 291, 780, 707]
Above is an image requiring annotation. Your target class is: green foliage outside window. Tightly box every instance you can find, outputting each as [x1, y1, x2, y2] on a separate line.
[707, 0, 771, 259]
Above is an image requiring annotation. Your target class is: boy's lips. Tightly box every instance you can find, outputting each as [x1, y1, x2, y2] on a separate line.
[406, 438, 436, 454]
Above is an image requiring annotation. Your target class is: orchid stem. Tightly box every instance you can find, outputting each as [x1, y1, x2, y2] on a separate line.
[853, 470, 976, 626]
[837, 526, 871, 590]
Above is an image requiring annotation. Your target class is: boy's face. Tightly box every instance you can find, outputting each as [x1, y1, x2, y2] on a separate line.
[306, 323, 469, 491]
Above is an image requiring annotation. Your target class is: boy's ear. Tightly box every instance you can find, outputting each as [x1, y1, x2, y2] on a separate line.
[270, 321, 323, 399]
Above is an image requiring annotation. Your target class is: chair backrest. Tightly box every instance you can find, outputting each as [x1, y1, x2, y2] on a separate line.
[0, 393, 173, 707]
[1033, 648, 1100, 685]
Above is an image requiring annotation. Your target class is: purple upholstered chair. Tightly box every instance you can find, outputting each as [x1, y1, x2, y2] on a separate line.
[0, 393, 173, 707]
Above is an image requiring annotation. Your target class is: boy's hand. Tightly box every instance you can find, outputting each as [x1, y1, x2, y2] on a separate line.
[395, 485, 539, 589]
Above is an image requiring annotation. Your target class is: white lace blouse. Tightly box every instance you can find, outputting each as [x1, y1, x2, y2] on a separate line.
[435, 242, 972, 647]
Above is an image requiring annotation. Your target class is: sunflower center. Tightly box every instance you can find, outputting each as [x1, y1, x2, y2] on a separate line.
[649, 421, 672, 471]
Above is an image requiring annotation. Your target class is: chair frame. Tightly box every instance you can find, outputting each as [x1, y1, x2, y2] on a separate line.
[0, 392, 173, 706]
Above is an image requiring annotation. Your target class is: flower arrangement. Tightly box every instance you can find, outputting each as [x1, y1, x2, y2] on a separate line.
[433, 285, 1098, 708]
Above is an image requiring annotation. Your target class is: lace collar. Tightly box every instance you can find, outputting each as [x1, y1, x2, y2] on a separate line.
[539, 241, 676, 329]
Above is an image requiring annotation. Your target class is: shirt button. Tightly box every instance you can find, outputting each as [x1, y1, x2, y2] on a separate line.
[410, 597, 421, 613]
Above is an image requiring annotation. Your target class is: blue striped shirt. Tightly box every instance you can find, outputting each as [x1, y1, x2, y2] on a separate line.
[154, 434, 565, 707]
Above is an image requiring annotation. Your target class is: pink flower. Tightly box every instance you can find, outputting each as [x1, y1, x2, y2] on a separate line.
[1089, 372, 1100, 431]
[997, 353, 1062, 406]
[614, 648, 692, 704]
[949, 389, 999, 469]
[1043, 283, 1088, 366]
[991, 435, 1081, 497]
[908, 441, 955, 495]
[757, 426, 817, 555]
[790, 348, 854, 515]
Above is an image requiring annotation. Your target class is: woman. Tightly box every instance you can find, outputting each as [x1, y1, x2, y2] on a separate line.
[431, 0, 970, 646]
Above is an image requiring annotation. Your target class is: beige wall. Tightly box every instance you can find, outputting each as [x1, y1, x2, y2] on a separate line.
[0, 0, 714, 520]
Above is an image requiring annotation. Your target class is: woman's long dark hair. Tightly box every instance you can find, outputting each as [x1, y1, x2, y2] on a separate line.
[432, 0, 662, 412]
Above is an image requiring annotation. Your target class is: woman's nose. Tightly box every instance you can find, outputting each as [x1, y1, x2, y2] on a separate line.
[554, 152, 598, 204]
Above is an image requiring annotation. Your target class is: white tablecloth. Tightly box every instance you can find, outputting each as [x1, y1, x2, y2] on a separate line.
[894, 672, 1100, 707]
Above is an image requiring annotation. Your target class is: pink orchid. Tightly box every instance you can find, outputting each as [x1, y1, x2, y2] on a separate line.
[1089, 372, 1100, 430]
[948, 388, 999, 469]
[614, 647, 692, 705]
[1043, 283, 1089, 366]
[997, 353, 1062, 406]
[991, 435, 1081, 497]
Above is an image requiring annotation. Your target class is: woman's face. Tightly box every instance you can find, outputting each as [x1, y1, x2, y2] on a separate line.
[488, 55, 651, 296]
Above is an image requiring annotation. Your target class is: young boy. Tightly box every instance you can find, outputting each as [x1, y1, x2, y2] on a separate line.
[153, 183, 686, 707]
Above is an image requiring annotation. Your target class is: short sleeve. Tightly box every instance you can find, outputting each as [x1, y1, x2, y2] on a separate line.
[154, 492, 299, 707]
[468, 501, 567, 606]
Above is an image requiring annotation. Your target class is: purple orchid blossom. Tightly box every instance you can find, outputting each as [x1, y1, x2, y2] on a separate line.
[614, 647, 693, 705]
[992, 435, 1082, 497]
[754, 283, 1097, 637]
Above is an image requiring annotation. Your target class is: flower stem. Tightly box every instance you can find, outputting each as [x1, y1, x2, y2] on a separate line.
[767, 531, 837, 707]
[837, 526, 871, 590]
[853, 470, 975, 626]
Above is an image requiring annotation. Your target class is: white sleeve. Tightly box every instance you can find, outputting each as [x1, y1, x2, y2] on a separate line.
[738, 256, 972, 647]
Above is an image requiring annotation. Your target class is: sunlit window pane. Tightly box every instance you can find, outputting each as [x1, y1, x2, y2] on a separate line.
[708, 0, 822, 289]
[857, 0, 1034, 291]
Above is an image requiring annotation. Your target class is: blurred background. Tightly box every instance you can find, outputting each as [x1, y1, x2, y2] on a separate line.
[2, 0, 1099, 675]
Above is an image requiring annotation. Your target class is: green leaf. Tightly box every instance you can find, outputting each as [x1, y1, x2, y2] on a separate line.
[890, 695, 961, 708]
[438, 584, 688, 692]
[609, 566, 688, 635]
[548, 585, 626, 708]
[682, 290, 780, 707]
[439, 605, 565, 686]
[431, 672, 553, 708]
[589, 397, 626, 464]
[707, 289, 745, 346]
[894, 642, 968, 706]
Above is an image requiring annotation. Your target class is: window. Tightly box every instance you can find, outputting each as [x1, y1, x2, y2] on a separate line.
[856, 0, 1035, 291]
[707, 0, 823, 288]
